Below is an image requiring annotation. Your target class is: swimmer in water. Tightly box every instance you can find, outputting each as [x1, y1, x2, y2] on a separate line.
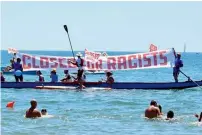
[41, 109, 47, 115]
[158, 105, 163, 115]
[166, 110, 174, 120]
[145, 100, 161, 119]
[195, 112, 202, 122]
[25, 99, 41, 118]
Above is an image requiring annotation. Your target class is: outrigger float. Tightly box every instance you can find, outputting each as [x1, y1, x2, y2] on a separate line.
[1, 81, 202, 90]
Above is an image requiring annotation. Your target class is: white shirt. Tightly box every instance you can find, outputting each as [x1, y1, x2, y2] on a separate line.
[76, 58, 83, 70]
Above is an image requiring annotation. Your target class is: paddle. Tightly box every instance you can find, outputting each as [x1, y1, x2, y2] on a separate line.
[63, 25, 76, 60]
[172, 48, 202, 89]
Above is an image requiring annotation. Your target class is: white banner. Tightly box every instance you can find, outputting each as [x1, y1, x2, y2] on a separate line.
[8, 48, 18, 54]
[17, 49, 175, 71]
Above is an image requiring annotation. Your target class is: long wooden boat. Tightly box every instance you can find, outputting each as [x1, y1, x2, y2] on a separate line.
[1, 81, 202, 90]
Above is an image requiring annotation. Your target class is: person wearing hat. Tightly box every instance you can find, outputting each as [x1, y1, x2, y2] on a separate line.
[60, 70, 72, 82]
[173, 53, 183, 83]
[13, 58, 23, 82]
[36, 70, 45, 82]
[106, 71, 114, 84]
[50, 68, 58, 82]
[69, 52, 85, 89]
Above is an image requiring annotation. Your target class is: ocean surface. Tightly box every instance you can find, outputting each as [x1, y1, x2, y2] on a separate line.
[1, 50, 202, 135]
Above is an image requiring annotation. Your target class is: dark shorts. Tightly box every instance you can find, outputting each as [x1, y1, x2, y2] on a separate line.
[77, 70, 84, 80]
[173, 67, 180, 74]
[15, 75, 23, 82]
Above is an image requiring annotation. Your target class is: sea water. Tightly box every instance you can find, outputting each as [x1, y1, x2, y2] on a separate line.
[1, 50, 202, 135]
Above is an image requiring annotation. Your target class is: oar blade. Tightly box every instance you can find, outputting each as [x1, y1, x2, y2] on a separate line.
[64, 25, 68, 33]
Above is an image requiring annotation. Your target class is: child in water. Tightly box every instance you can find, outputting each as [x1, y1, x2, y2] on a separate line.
[41, 109, 47, 115]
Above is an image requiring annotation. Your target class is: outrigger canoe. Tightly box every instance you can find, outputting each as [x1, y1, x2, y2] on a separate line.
[1, 81, 202, 90]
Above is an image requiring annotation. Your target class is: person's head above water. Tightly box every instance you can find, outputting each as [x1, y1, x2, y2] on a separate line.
[167, 111, 174, 119]
[158, 105, 162, 113]
[150, 100, 157, 106]
[41, 109, 47, 115]
[30, 99, 37, 109]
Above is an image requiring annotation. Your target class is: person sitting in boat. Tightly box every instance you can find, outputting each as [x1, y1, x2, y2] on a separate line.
[41, 109, 47, 115]
[106, 71, 114, 84]
[1, 71, 5, 82]
[25, 99, 41, 118]
[69, 52, 85, 89]
[145, 100, 161, 119]
[13, 58, 23, 82]
[60, 70, 72, 82]
[4, 59, 14, 72]
[166, 110, 174, 120]
[173, 53, 183, 83]
[50, 68, 58, 83]
[36, 70, 45, 82]
[195, 112, 202, 122]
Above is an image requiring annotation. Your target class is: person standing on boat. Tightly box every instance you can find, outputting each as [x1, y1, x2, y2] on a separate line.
[25, 99, 41, 118]
[50, 69, 58, 82]
[69, 52, 85, 89]
[173, 53, 183, 83]
[61, 70, 72, 82]
[36, 70, 45, 82]
[13, 58, 23, 82]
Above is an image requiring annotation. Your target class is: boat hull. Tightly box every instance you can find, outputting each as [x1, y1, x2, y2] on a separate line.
[1, 81, 202, 90]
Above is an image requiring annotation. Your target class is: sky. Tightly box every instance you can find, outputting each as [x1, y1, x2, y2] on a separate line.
[1, 1, 202, 52]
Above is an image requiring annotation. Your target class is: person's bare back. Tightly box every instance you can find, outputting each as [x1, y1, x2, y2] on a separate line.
[145, 106, 161, 118]
[25, 99, 41, 118]
[145, 100, 161, 119]
[26, 109, 41, 118]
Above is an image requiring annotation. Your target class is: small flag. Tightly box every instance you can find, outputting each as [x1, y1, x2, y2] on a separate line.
[149, 44, 158, 52]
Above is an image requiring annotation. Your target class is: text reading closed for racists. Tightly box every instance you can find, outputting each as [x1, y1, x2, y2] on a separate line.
[20, 50, 171, 71]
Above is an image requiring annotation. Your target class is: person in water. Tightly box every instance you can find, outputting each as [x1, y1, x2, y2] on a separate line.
[25, 99, 41, 118]
[145, 100, 161, 119]
[60, 70, 72, 82]
[173, 53, 183, 83]
[195, 112, 202, 122]
[69, 52, 85, 89]
[158, 105, 163, 115]
[50, 69, 58, 82]
[166, 110, 174, 120]
[1, 72, 5, 82]
[106, 71, 114, 84]
[41, 109, 47, 115]
[13, 58, 23, 82]
[36, 70, 44, 82]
